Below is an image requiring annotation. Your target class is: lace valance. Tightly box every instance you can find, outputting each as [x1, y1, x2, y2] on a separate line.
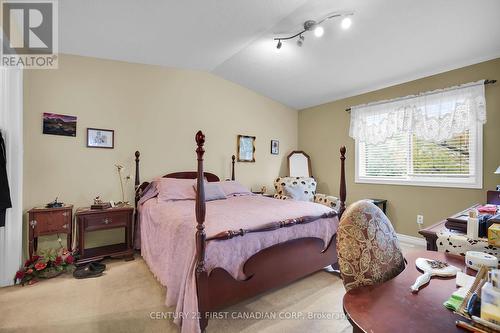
[349, 80, 486, 144]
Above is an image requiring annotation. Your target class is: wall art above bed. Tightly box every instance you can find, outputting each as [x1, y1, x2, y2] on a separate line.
[237, 134, 255, 162]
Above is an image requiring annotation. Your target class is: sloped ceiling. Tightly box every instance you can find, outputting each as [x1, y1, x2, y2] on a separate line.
[60, 0, 500, 109]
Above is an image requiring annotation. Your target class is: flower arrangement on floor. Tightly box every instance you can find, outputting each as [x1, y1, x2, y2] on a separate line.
[15, 248, 75, 285]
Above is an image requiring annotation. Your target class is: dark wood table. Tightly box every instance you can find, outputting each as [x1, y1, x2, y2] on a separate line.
[343, 250, 470, 333]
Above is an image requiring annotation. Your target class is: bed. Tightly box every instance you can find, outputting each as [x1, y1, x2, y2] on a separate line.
[134, 131, 347, 332]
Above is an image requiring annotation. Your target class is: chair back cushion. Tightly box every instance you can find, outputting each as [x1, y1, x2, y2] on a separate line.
[273, 177, 316, 202]
[337, 200, 405, 292]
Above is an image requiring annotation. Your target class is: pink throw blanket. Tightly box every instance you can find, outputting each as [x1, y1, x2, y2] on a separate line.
[139, 195, 339, 333]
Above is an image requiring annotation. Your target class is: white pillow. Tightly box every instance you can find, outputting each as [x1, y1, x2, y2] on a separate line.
[283, 184, 314, 202]
[157, 178, 196, 201]
[218, 181, 252, 196]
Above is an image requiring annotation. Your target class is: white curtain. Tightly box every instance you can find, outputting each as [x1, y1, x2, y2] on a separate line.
[349, 80, 486, 144]
[0, 67, 23, 287]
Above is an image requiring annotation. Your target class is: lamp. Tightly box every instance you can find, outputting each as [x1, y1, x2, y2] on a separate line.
[495, 166, 500, 191]
[274, 12, 353, 49]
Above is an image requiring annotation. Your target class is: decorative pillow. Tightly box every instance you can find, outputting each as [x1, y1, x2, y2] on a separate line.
[337, 200, 405, 292]
[283, 184, 313, 202]
[157, 178, 196, 201]
[314, 194, 340, 209]
[274, 177, 316, 202]
[193, 183, 227, 202]
[218, 181, 252, 196]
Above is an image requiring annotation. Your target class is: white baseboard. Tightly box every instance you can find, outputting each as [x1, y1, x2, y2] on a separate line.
[397, 233, 426, 248]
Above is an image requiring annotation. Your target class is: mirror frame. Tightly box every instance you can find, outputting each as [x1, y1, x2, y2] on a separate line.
[287, 150, 312, 177]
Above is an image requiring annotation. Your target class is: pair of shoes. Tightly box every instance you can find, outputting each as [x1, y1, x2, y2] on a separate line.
[73, 262, 106, 279]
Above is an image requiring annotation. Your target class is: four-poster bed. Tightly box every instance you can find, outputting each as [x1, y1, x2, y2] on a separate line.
[134, 131, 347, 332]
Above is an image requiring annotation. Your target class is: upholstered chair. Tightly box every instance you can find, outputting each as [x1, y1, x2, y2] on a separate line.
[272, 176, 340, 209]
[337, 200, 405, 292]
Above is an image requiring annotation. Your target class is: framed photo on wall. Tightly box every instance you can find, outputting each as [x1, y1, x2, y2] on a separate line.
[43, 113, 77, 137]
[87, 128, 114, 149]
[271, 140, 279, 155]
[237, 135, 256, 162]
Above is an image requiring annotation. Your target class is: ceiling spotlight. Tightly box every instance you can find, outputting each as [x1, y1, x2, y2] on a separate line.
[314, 25, 324, 37]
[273, 11, 354, 49]
[297, 35, 304, 47]
[341, 17, 352, 30]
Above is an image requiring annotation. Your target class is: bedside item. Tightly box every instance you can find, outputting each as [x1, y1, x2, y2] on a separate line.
[45, 197, 63, 208]
[477, 204, 498, 214]
[270, 140, 279, 155]
[237, 135, 255, 162]
[410, 257, 459, 293]
[86, 128, 114, 149]
[465, 251, 498, 271]
[115, 164, 131, 204]
[28, 205, 73, 258]
[91, 196, 111, 210]
[43, 113, 77, 137]
[488, 223, 500, 246]
[75, 206, 134, 265]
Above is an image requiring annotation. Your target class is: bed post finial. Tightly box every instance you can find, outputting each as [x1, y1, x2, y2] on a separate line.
[195, 131, 206, 274]
[339, 146, 347, 218]
[134, 151, 140, 190]
[231, 155, 236, 181]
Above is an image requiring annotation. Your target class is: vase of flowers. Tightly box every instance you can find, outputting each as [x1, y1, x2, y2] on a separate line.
[15, 248, 75, 285]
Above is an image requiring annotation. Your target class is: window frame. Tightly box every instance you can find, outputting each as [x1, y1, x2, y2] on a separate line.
[354, 124, 483, 189]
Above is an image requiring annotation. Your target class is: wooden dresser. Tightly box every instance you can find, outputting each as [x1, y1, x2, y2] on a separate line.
[28, 205, 73, 258]
[75, 206, 134, 265]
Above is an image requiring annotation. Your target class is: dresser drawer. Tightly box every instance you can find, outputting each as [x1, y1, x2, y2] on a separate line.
[83, 211, 130, 231]
[32, 210, 71, 236]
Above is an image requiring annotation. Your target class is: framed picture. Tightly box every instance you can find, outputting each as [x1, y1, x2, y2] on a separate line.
[43, 113, 77, 137]
[271, 140, 279, 155]
[237, 135, 256, 162]
[87, 128, 114, 149]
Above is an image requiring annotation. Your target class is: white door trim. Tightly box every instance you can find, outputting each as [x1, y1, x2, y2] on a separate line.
[0, 67, 23, 287]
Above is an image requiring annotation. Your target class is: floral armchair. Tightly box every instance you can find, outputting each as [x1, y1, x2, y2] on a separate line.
[273, 176, 340, 210]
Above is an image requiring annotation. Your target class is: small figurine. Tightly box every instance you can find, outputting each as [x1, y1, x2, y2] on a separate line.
[46, 197, 63, 208]
[94, 196, 103, 205]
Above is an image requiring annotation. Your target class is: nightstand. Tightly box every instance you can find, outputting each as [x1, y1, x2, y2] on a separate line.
[75, 206, 134, 265]
[28, 205, 73, 258]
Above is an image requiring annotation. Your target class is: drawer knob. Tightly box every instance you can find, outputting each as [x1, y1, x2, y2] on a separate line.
[62, 223, 68, 229]
[30, 220, 37, 228]
[103, 218, 111, 224]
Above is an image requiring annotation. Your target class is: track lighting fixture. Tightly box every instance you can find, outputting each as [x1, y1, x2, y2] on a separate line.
[297, 34, 304, 47]
[273, 12, 353, 49]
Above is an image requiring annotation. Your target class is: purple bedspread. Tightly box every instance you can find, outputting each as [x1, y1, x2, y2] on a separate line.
[138, 195, 339, 333]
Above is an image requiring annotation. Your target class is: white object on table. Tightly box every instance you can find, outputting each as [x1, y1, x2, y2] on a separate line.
[410, 257, 460, 293]
[465, 251, 498, 271]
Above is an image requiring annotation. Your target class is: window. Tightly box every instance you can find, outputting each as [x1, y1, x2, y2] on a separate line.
[351, 81, 485, 189]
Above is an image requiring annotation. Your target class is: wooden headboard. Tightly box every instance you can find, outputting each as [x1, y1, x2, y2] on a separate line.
[163, 172, 219, 182]
[133, 151, 236, 205]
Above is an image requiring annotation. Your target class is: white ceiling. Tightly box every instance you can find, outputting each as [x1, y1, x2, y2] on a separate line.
[60, 0, 500, 109]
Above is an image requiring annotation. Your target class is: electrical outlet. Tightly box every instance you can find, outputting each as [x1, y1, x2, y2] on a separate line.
[416, 215, 424, 225]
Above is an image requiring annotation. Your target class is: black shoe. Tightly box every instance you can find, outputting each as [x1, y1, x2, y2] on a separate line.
[89, 262, 106, 273]
[73, 264, 103, 279]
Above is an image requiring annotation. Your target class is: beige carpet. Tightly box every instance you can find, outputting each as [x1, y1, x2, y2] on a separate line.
[0, 244, 419, 333]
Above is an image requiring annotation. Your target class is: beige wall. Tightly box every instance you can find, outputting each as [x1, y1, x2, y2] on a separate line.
[24, 54, 297, 250]
[299, 58, 500, 237]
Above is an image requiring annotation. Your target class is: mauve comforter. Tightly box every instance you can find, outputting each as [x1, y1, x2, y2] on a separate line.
[139, 195, 339, 333]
